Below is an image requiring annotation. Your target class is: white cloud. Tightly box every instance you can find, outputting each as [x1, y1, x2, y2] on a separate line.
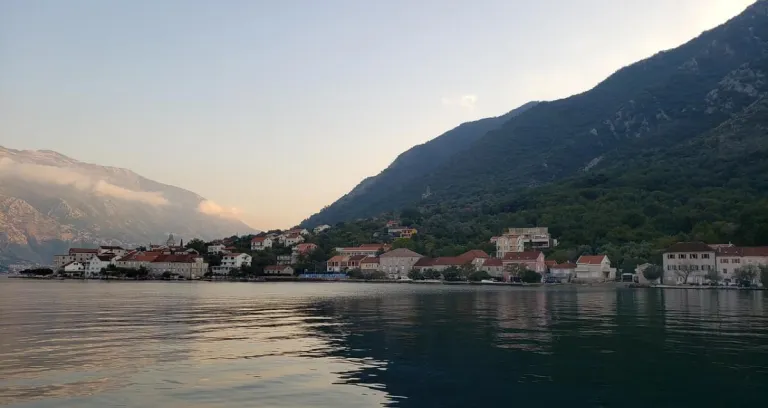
[0, 157, 169, 206]
[197, 200, 242, 219]
[441, 94, 478, 110]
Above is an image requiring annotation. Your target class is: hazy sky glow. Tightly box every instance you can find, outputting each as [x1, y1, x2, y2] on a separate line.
[1, 0, 755, 229]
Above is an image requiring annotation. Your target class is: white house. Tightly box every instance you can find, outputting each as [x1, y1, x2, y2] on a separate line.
[86, 255, 116, 278]
[264, 265, 294, 276]
[662, 242, 716, 284]
[207, 244, 227, 254]
[575, 255, 616, 282]
[211, 253, 251, 276]
[279, 233, 305, 247]
[62, 261, 85, 275]
[314, 225, 331, 234]
[550, 263, 577, 280]
[222, 253, 252, 268]
[251, 237, 273, 251]
[379, 248, 423, 279]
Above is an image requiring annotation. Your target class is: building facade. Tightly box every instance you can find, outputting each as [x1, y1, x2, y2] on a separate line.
[379, 248, 423, 279]
[575, 255, 617, 282]
[661, 242, 716, 284]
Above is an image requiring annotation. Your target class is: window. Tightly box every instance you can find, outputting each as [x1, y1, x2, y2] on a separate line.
[702, 254, 710, 259]
[667, 254, 675, 259]
[722, 259, 729, 264]
[723, 268, 728, 274]
[667, 265, 672, 271]
[693, 265, 699, 271]
[679, 254, 687, 259]
[690, 254, 698, 259]
[734, 259, 741, 264]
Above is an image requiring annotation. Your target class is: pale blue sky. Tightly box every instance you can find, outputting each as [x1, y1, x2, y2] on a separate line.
[1, 0, 755, 229]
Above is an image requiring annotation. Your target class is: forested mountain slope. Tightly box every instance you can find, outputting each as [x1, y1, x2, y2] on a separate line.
[305, 1, 768, 230]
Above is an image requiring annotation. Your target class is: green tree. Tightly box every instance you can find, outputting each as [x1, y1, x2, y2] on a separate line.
[705, 268, 720, 283]
[468, 270, 491, 282]
[407, 269, 424, 280]
[642, 264, 664, 283]
[759, 265, 768, 288]
[734, 264, 759, 285]
[347, 268, 364, 279]
[185, 238, 207, 254]
[423, 269, 442, 280]
[442, 266, 463, 281]
[520, 269, 542, 283]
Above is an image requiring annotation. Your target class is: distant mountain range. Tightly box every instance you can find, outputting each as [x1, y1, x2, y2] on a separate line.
[303, 1, 768, 228]
[0, 147, 256, 266]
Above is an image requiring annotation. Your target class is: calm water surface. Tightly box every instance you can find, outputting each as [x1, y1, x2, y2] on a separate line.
[1, 280, 767, 407]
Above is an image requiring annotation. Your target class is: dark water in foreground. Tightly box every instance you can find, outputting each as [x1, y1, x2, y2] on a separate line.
[0, 281, 767, 407]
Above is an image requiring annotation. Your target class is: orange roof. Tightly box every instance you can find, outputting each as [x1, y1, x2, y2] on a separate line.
[152, 254, 198, 263]
[458, 250, 490, 262]
[483, 258, 503, 267]
[348, 255, 367, 262]
[433, 257, 464, 266]
[327, 255, 346, 263]
[414, 257, 435, 267]
[577, 255, 607, 265]
[503, 251, 543, 261]
[552, 263, 577, 269]
[360, 257, 379, 264]
[545, 260, 558, 267]
[251, 237, 268, 243]
[741, 247, 768, 257]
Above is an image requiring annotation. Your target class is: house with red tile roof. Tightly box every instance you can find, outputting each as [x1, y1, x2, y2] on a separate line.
[326, 255, 347, 272]
[251, 236, 273, 251]
[575, 255, 616, 282]
[360, 257, 380, 271]
[264, 265, 294, 276]
[502, 251, 546, 273]
[550, 263, 576, 280]
[293, 243, 318, 256]
[149, 254, 208, 279]
[481, 258, 504, 278]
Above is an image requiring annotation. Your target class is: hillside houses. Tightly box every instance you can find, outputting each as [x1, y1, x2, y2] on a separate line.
[251, 237, 273, 251]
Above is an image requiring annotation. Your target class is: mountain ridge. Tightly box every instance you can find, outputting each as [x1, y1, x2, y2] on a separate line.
[303, 1, 768, 227]
[0, 147, 256, 266]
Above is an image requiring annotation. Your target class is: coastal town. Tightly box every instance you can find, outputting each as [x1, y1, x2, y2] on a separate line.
[13, 224, 767, 288]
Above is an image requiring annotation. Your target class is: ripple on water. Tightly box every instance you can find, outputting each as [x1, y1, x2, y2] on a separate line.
[0, 281, 767, 408]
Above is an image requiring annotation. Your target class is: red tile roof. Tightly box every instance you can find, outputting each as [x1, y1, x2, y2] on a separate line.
[458, 250, 490, 262]
[552, 263, 577, 269]
[432, 257, 464, 266]
[577, 255, 607, 265]
[348, 255, 367, 262]
[95, 255, 115, 262]
[152, 254, 198, 263]
[327, 255, 346, 263]
[251, 237, 268, 243]
[503, 251, 543, 261]
[545, 260, 558, 267]
[482, 258, 503, 267]
[414, 257, 435, 267]
[360, 257, 379, 264]
[741, 247, 768, 257]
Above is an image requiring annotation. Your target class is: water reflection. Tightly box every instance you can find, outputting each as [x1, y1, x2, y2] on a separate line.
[0, 281, 767, 408]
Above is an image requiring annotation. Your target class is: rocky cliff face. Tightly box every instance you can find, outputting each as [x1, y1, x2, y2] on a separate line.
[0, 147, 255, 265]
